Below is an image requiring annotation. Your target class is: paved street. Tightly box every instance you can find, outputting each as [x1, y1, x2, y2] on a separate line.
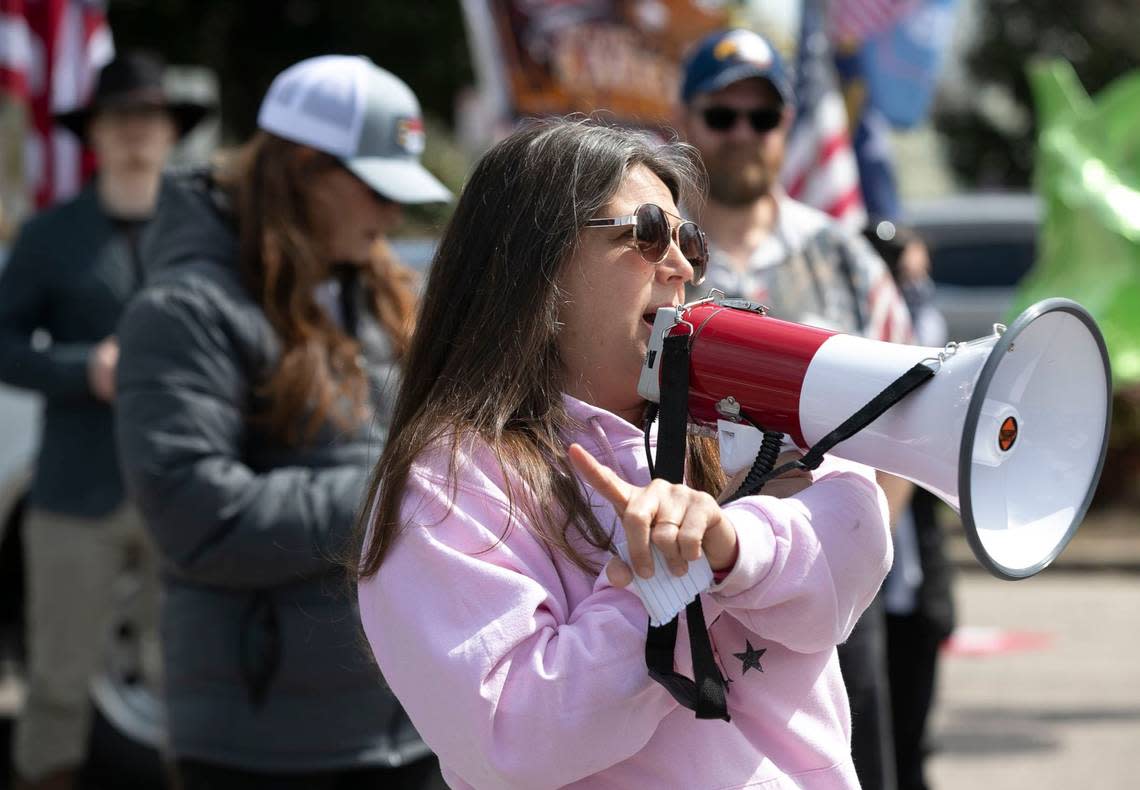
[928, 569, 1140, 789]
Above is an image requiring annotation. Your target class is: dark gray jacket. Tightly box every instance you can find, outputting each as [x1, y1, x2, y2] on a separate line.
[114, 173, 428, 771]
[0, 179, 187, 517]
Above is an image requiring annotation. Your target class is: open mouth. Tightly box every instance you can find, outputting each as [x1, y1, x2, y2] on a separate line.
[643, 304, 678, 328]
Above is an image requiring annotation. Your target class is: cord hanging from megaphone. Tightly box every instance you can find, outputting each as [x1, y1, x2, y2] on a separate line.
[723, 421, 784, 503]
[646, 405, 786, 503]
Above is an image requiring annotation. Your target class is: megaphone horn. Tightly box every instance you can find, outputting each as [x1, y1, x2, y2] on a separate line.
[638, 295, 1112, 580]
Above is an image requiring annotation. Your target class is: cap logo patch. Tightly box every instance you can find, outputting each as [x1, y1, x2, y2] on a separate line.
[713, 30, 773, 68]
[395, 117, 425, 155]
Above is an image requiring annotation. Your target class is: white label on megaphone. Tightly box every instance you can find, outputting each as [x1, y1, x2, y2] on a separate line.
[613, 540, 713, 627]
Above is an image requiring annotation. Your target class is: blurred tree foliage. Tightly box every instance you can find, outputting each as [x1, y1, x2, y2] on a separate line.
[107, 0, 475, 232]
[107, 0, 473, 139]
[934, 0, 1139, 188]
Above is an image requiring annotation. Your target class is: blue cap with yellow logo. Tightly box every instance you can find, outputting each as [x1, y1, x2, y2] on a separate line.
[680, 29, 793, 107]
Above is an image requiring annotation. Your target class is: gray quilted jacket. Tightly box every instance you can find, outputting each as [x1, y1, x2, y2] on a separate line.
[115, 171, 428, 771]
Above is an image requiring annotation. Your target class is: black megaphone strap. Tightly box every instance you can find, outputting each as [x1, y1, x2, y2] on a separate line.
[643, 332, 730, 722]
[752, 360, 938, 485]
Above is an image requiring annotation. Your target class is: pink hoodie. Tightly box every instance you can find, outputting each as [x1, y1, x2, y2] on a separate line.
[358, 396, 892, 789]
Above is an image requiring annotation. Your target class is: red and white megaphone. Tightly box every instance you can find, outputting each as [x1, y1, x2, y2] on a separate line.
[638, 294, 1112, 580]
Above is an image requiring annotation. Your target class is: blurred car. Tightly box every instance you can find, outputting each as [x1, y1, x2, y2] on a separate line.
[903, 192, 1041, 342]
[0, 383, 37, 783]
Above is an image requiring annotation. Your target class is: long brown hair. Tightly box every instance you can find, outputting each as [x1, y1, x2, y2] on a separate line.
[222, 131, 418, 444]
[354, 119, 724, 581]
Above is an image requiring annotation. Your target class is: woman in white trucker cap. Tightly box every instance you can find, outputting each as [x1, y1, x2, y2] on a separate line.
[113, 56, 450, 788]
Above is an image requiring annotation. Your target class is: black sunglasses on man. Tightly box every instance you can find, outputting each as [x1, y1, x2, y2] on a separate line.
[700, 106, 783, 134]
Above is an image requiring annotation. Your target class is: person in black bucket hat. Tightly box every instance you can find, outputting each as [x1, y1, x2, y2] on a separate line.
[1, 49, 210, 790]
[54, 50, 211, 141]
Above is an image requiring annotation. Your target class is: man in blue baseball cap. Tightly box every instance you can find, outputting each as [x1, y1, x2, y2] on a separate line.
[678, 28, 794, 211]
[677, 27, 914, 790]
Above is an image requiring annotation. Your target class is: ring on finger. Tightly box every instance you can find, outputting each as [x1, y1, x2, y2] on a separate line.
[654, 520, 681, 528]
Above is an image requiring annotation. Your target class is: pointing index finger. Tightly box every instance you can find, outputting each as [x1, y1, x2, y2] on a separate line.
[568, 443, 633, 514]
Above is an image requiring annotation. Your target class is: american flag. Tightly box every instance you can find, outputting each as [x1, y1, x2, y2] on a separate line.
[779, 0, 912, 343]
[827, 0, 916, 46]
[0, 0, 113, 209]
[867, 263, 913, 343]
[780, 0, 866, 234]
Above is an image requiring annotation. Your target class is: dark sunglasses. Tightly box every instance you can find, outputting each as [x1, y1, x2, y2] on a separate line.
[700, 106, 783, 134]
[584, 203, 708, 286]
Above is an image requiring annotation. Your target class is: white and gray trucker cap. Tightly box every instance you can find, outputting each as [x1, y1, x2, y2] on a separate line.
[257, 55, 452, 204]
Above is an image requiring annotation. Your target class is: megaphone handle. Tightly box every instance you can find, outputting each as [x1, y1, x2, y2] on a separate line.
[723, 428, 785, 503]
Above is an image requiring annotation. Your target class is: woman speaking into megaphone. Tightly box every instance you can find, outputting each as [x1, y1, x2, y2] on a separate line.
[353, 118, 893, 790]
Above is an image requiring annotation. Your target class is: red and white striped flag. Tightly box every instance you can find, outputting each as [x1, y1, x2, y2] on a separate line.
[866, 265, 913, 342]
[0, 0, 113, 209]
[827, 0, 916, 47]
[780, 23, 866, 233]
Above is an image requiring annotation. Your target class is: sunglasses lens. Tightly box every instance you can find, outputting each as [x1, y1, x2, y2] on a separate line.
[701, 107, 737, 131]
[635, 204, 671, 262]
[748, 108, 783, 133]
[702, 106, 782, 134]
[678, 222, 708, 285]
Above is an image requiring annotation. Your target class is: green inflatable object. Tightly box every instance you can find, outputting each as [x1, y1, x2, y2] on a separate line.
[1014, 60, 1140, 388]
